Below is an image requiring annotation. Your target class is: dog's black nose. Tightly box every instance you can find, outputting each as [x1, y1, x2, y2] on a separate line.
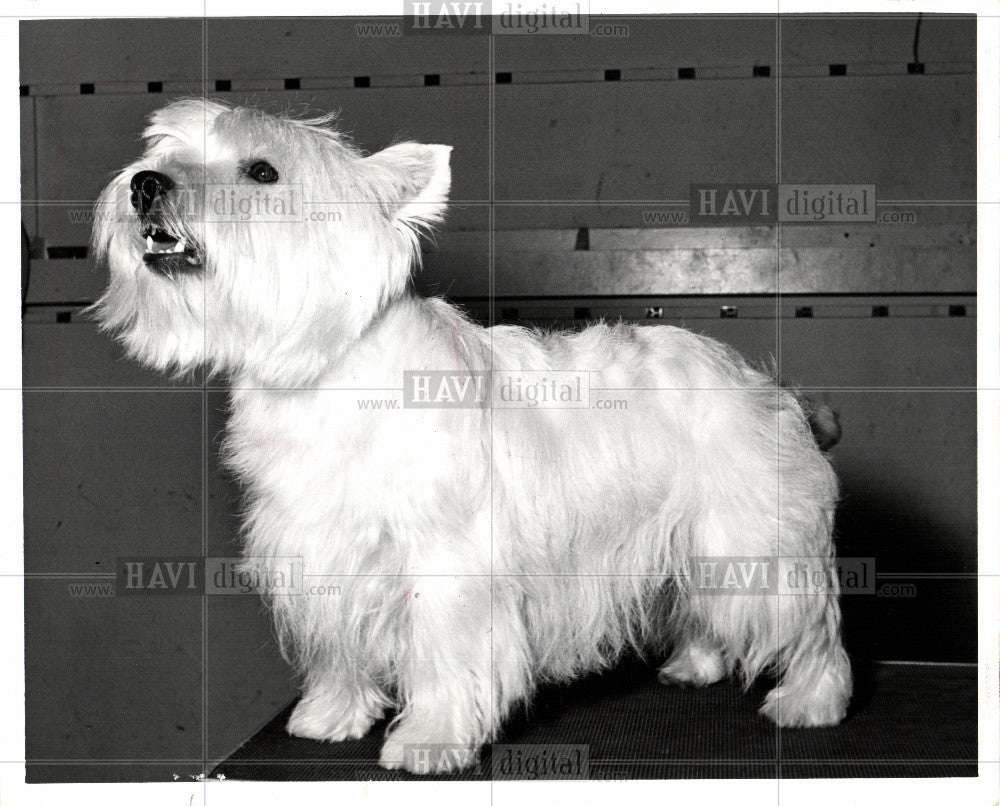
[130, 170, 174, 215]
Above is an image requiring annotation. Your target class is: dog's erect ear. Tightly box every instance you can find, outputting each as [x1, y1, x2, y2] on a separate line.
[367, 143, 452, 230]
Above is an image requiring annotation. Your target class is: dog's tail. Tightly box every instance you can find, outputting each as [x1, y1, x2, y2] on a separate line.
[794, 393, 842, 451]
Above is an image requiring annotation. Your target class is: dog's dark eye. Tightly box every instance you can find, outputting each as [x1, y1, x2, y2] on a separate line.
[247, 161, 279, 184]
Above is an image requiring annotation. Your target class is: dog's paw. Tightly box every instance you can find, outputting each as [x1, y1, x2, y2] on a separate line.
[658, 644, 727, 687]
[759, 670, 849, 727]
[287, 693, 381, 742]
[379, 721, 477, 775]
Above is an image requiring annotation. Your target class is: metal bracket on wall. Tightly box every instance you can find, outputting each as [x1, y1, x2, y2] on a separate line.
[457, 295, 977, 328]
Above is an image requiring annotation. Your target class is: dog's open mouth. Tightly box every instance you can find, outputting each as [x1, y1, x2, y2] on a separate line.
[141, 223, 204, 276]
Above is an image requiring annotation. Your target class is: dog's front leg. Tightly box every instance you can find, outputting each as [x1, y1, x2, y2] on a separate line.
[378, 571, 527, 775]
[287, 663, 389, 742]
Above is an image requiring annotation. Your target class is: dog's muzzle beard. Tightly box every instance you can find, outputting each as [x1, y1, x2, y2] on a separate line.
[130, 170, 205, 277]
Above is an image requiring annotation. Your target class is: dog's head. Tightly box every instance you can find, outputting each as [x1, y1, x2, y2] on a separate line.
[91, 99, 451, 385]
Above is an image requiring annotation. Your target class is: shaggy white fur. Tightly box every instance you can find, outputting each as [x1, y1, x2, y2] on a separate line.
[92, 100, 852, 775]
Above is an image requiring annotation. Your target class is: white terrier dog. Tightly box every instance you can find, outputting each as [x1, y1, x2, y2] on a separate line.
[93, 100, 851, 775]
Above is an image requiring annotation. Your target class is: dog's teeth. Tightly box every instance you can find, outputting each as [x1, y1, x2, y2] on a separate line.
[172, 239, 186, 253]
[146, 236, 154, 252]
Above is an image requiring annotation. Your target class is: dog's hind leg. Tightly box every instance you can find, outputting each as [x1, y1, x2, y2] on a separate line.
[658, 634, 731, 687]
[684, 512, 852, 726]
[757, 589, 852, 727]
[679, 389, 851, 726]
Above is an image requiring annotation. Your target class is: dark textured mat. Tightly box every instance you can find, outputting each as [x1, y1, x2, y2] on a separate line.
[212, 661, 977, 780]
